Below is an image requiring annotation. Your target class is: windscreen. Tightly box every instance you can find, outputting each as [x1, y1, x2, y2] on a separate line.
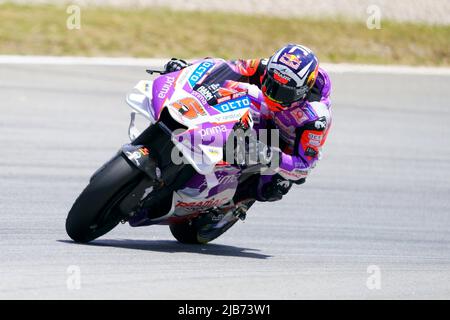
[193, 61, 243, 89]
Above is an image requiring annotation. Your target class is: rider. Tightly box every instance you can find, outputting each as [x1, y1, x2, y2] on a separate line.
[164, 44, 332, 205]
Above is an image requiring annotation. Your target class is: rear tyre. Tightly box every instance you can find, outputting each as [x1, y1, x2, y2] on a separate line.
[169, 216, 238, 245]
[66, 154, 142, 243]
[169, 221, 205, 244]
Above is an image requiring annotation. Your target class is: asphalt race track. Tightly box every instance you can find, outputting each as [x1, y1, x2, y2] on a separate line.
[0, 63, 449, 299]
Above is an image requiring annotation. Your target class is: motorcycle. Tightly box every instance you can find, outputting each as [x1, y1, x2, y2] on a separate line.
[66, 58, 275, 244]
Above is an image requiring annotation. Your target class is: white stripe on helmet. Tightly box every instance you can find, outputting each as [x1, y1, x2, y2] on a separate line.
[271, 48, 284, 63]
[298, 60, 314, 79]
[297, 45, 313, 55]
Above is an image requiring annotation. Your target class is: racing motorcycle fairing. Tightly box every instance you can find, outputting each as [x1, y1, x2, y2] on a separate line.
[150, 59, 261, 175]
[125, 58, 267, 227]
[126, 80, 155, 122]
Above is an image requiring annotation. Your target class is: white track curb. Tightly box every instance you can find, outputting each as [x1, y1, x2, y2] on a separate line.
[1, 55, 449, 75]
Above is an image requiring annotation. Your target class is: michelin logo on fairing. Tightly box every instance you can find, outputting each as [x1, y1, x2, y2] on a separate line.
[213, 96, 251, 113]
[188, 61, 214, 87]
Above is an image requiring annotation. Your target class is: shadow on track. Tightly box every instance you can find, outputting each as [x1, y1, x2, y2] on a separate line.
[59, 239, 272, 259]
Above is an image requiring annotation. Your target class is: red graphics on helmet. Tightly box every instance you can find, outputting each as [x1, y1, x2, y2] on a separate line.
[279, 53, 302, 70]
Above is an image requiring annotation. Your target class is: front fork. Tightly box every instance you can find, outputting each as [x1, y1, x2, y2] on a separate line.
[128, 112, 142, 141]
[119, 122, 197, 220]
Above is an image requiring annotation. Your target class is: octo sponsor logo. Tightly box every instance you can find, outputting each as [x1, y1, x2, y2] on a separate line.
[214, 96, 251, 113]
[188, 61, 214, 87]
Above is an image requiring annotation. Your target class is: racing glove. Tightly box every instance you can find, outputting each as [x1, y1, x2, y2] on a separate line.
[164, 58, 190, 73]
[232, 172, 293, 203]
[224, 126, 280, 169]
[258, 174, 293, 202]
[247, 134, 276, 167]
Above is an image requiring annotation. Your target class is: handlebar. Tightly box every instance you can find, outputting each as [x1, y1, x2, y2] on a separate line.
[145, 68, 167, 75]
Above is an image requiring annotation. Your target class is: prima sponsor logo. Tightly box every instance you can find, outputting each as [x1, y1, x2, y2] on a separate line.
[188, 61, 214, 87]
[213, 96, 251, 113]
[191, 90, 208, 106]
[158, 76, 175, 99]
[200, 124, 227, 138]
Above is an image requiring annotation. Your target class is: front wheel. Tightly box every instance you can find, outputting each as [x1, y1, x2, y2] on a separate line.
[65, 154, 142, 243]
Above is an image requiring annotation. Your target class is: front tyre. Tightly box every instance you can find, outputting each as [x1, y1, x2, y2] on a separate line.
[66, 154, 142, 243]
[169, 216, 238, 245]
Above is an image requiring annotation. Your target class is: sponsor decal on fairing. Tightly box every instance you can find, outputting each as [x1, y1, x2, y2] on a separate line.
[188, 61, 215, 87]
[196, 85, 215, 102]
[212, 95, 251, 113]
[199, 124, 227, 138]
[157, 76, 176, 99]
[175, 198, 228, 210]
[191, 90, 208, 106]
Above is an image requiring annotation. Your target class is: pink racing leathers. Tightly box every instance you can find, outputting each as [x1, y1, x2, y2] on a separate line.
[228, 59, 332, 201]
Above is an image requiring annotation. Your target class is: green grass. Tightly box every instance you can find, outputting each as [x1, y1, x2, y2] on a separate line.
[0, 3, 449, 65]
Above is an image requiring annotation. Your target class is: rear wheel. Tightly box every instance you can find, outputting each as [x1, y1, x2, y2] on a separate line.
[169, 214, 239, 245]
[169, 221, 206, 244]
[170, 200, 254, 244]
[65, 154, 142, 243]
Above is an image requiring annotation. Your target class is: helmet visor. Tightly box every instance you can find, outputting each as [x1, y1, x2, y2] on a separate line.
[263, 72, 309, 106]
